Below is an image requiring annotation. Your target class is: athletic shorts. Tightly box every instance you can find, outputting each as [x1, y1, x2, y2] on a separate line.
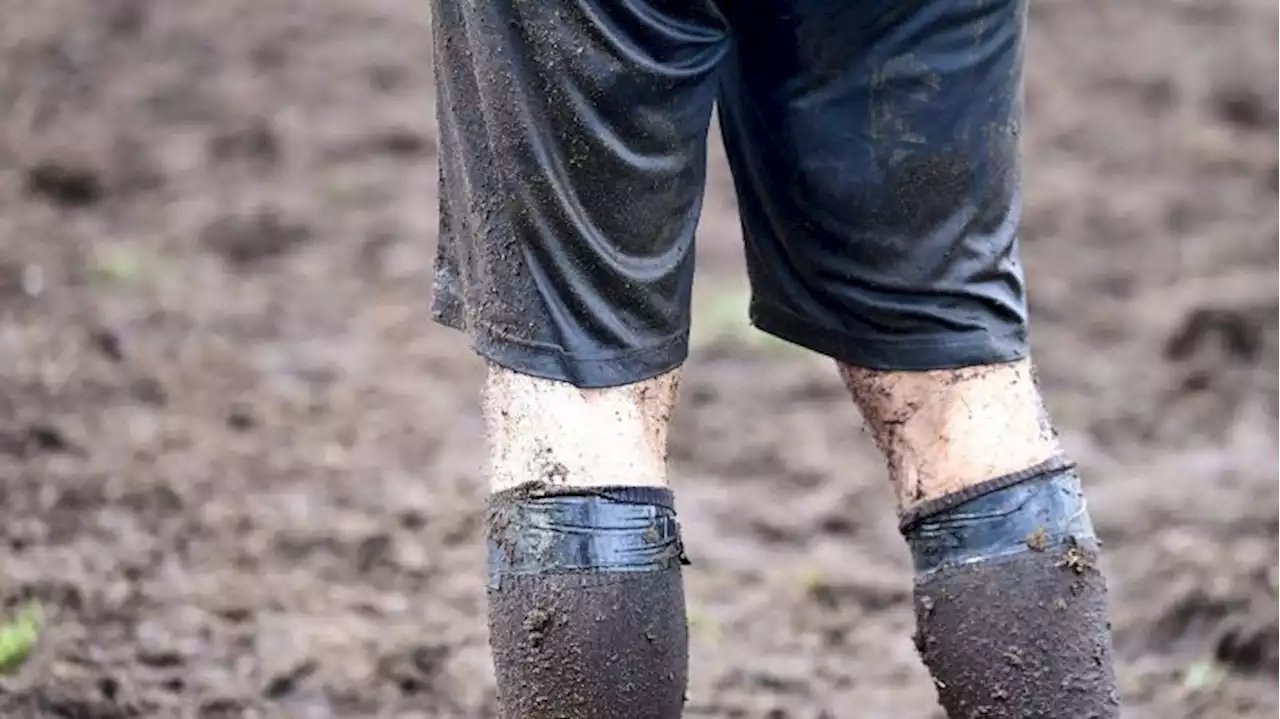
[430, 0, 1030, 388]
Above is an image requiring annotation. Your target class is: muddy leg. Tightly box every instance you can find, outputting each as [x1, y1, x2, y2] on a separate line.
[841, 359, 1120, 718]
[482, 364, 688, 719]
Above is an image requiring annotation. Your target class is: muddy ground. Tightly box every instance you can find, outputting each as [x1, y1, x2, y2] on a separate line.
[0, 0, 1276, 717]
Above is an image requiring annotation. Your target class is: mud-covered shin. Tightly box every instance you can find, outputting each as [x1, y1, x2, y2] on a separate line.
[902, 462, 1121, 718]
[486, 485, 689, 719]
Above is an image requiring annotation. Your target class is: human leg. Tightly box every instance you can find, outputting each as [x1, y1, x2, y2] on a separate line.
[717, 0, 1120, 714]
[430, 0, 728, 715]
[841, 362, 1117, 719]
[483, 367, 687, 719]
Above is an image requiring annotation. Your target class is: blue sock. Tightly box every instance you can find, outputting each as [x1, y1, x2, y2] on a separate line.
[486, 485, 689, 719]
[901, 462, 1120, 718]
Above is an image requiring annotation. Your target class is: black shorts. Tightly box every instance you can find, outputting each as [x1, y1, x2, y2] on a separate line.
[431, 0, 1030, 388]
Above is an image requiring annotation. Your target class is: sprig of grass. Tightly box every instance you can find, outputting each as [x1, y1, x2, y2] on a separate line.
[88, 246, 154, 287]
[0, 601, 42, 675]
[1182, 657, 1228, 693]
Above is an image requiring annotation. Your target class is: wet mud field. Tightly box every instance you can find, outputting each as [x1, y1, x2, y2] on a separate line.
[1, 0, 1276, 717]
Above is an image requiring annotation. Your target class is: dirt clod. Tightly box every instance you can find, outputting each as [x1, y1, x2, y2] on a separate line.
[1024, 527, 1048, 551]
[201, 211, 313, 268]
[24, 160, 105, 209]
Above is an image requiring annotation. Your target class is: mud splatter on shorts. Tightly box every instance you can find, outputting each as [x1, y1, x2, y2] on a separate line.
[431, 0, 1030, 388]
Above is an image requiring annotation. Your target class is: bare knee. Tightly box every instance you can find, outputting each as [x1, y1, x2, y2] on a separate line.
[482, 364, 681, 492]
[838, 358, 1061, 511]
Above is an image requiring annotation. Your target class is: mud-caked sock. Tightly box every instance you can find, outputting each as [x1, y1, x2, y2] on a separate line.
[486, 485, 689, 719]
[900, 460, 1121, 718]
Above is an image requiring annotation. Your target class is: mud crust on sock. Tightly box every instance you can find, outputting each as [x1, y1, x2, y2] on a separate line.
[488, 569, 688, 719]
[913, 543, 1120, 719]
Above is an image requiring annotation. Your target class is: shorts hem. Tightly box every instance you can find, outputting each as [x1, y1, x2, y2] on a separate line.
[749, 301, 1028, 371]
[433, 304, 689, 389]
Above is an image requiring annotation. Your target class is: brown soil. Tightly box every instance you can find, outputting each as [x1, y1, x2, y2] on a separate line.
[0, 0, 1276, 717]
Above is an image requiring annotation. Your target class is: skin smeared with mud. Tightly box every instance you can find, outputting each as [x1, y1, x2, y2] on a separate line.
[483, 364, 680, 492]
[839, 358, 1061, 512]
[913, 542, 1121, 718]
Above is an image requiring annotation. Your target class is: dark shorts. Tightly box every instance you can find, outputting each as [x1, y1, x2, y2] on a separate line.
[431, 0, 1030, 388]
